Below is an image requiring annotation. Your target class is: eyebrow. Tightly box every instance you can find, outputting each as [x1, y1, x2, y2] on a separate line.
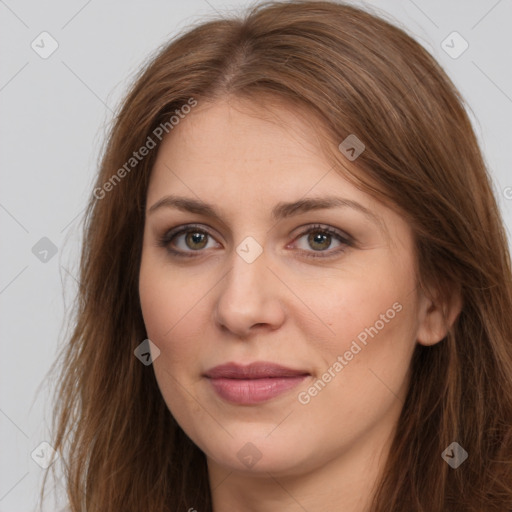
[148, 194, 386, 232]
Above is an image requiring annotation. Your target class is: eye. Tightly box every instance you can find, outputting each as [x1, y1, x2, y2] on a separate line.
[157, 224, 220, 257]
[289, 224, 352, 259]
[157, 223, 353, 259]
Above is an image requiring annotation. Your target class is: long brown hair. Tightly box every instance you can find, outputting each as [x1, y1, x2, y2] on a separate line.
[41, 1, 512, 510]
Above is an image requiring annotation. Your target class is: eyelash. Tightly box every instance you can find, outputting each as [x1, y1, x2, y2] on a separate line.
[157, 223, 353, 260]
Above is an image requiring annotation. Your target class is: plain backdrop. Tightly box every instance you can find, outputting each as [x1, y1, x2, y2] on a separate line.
[1, 0, 511, 510]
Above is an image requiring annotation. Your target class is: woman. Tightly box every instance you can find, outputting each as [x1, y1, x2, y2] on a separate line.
[42, 1, 512, 510]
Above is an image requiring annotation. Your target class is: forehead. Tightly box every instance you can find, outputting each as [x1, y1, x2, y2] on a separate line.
[161, 96, 329, 165]
[146, 96, 400, 240]
[149, 97, 347, 198]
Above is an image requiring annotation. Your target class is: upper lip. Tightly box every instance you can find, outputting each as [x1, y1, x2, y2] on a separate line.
[204, 362, 310, 379]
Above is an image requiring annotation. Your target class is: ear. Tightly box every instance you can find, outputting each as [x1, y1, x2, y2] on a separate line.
[416, 284, 463, 346]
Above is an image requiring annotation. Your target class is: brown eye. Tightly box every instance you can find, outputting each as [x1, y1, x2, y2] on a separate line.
[291, 224, 353, 259]
[158, 225, 220, 257]
[158, 223, 352, 259]
[307, 231, 333, 251]
[183, 231, 209, 250]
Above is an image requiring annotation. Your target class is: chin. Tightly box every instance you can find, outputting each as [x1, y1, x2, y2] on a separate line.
[199, 430, 320, 476]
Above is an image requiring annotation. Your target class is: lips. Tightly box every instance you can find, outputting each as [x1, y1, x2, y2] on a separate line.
[204, 362, 310, 404]
[205, 362, 310, 379]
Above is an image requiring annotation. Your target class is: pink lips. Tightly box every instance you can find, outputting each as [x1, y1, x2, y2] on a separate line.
[204, 362, 310, 404]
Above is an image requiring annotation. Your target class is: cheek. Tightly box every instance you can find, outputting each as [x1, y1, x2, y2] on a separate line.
[139, 245, 193, 332]
[139, 264, 171, 343]
[300, 257, 419, 403]
[302, 307, 417, 433]
[307, 259, 415, 349]
[139, 259, 210, 437]
[139, 255, 176, 361]
[139, 254, 219, 378]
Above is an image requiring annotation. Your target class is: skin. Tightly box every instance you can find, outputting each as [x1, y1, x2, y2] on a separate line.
[138, 96, 458, 512]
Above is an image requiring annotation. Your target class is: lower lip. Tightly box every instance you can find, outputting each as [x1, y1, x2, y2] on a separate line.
[207, 376, 309, 404]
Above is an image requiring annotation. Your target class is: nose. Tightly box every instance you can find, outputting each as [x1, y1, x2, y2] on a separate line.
[213, 243, 286, 339]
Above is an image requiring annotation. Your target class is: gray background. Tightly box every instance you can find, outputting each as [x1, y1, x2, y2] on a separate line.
[1, 0, 511, 510]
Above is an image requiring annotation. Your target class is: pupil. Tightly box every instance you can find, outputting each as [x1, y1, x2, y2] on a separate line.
[187, 232, 207, 249]
[309, 232, 330, 250]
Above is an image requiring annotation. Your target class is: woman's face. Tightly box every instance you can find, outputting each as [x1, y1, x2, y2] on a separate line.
[139, 97, 433, 477]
